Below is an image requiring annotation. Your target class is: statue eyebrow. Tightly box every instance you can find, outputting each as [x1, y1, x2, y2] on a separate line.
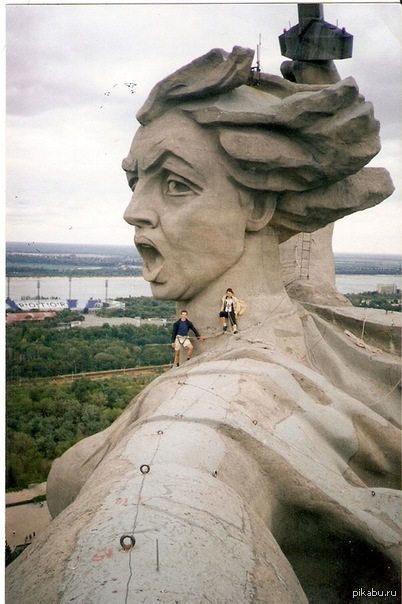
[121, 155, 138, 176]
[142, 148, 203, 183]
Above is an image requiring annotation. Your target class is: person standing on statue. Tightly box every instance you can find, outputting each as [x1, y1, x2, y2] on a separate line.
[219, 288, 240, 333]
[171, 310, 204, 366]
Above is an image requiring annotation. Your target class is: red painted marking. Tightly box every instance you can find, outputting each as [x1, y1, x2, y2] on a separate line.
[92, 548, 113, 562]
[115, 497, 129, 506]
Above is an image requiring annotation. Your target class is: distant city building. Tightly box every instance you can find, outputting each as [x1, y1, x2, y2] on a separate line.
[6, 298, 125, 313]
[102, 300, 126, 311]
[6, 311, 57, 325]
[68, 299, 102, 312]
[8, 300, 69, 312]
[377, 284, 398, 294]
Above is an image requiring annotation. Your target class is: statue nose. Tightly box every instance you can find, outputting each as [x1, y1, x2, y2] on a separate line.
[124, 199, 159, 228]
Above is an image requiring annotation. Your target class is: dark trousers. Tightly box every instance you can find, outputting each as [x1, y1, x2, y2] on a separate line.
[219, 310, 236, 325]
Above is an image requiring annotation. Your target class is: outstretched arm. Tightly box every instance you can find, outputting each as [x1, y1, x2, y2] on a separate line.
[188, 320, 204, 341]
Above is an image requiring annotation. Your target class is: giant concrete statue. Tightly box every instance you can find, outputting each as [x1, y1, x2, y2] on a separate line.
[6, 46, 400, 603]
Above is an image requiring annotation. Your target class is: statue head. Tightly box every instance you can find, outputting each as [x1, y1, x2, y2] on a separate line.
[123, 46, 393, 300]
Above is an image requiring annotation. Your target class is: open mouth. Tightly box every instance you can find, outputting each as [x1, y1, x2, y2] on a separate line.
[136, 241, 165, 282]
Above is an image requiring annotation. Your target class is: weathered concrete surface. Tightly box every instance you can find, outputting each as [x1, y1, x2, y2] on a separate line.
[301, 303, 401, 356]
[279, 223, 352, 306]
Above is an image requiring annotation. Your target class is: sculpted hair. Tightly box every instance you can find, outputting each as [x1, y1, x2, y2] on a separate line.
[132, 46, 394, 241]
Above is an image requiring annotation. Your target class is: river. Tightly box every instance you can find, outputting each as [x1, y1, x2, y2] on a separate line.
[335, 274, 401, 294]
[6, 274, 401, 301]
[7, 276, 152, 301]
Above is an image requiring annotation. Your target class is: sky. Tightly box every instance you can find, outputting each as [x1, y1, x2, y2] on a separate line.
[4, 1, 402, 254]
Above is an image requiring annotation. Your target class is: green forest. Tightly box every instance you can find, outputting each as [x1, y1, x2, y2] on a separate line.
[100, 297, 176, 320]
[6, 317, 173, 381]
[6, 298, 178, 491]
[6, 375, 155, 490]
[345, 291, 401, 312]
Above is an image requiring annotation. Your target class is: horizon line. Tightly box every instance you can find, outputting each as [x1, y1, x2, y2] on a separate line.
[5, 241, 401, 257]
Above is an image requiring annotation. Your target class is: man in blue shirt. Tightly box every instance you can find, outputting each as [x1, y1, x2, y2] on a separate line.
[171, 310, 204, 366]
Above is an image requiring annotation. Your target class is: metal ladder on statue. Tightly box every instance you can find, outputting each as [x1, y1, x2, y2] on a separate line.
[300, 232, 311, 280]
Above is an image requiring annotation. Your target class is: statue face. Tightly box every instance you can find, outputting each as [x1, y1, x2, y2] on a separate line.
[123, 113, 251, 300]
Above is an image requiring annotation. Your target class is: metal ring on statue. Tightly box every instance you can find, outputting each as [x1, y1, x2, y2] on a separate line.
[140, 464, 150, 474]
[120, 534, 136, 550]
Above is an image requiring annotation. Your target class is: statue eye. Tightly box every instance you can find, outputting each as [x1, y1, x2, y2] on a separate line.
[126, 172, 138, 192]
[165, 173, 200, 197]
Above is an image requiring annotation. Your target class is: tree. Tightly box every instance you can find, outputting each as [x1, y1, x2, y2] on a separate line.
[6, 374, 155, 490]
[81, 404, 109, 435]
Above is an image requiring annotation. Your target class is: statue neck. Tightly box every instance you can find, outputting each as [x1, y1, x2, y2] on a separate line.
[178, 228, 307, 360]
